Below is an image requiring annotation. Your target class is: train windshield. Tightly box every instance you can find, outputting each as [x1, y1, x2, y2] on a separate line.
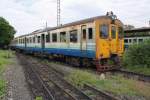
[119, 27, 124, 38]
[100, 25, 109, 39]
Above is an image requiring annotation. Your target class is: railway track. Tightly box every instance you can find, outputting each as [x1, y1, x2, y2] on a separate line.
[35, 57, 119, 100]
[112, 69, 150, 83]
[17, 53, 54, 100]
[83, 84, 119, 100]
[19, 54, 92, 100]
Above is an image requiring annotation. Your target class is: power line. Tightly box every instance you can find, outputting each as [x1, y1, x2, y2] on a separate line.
[57, 0, 61, 26]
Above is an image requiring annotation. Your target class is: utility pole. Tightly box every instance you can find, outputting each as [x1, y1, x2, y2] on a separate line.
[57, 0, 61, 26]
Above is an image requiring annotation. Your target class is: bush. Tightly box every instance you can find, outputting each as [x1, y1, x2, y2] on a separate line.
[123, 39, 150, 68]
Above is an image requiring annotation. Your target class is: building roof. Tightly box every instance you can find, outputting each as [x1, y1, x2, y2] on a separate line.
[124, 27, 150, 37]
[124, 27, 150, 33]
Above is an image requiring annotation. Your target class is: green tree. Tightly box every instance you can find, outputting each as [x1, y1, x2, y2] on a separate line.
[0, 17, 16, 48]
[123, 39, 150, 67]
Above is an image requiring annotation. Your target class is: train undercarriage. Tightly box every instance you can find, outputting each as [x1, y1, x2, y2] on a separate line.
[14, 48, 121, 72]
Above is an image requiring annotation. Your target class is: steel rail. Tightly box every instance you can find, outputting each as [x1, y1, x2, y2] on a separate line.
[84, 84, 119, 100]
[113, 69, 150, 82]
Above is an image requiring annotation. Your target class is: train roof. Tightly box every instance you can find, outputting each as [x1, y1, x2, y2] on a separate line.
[15, 15, 123, 39]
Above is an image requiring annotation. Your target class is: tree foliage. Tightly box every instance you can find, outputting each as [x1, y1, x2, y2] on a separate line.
[0, 17, 16, 48]
[123, 39, 150, 67]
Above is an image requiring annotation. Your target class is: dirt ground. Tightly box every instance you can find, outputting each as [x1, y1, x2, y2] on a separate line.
[3, 56, 33, 100]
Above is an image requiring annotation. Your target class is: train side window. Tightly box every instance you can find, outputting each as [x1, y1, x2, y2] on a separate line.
[70, 30, 77, 43]
[27, 38, 29, 43]
[38, 36, 41, 43]
[30, 37, 32, 43]
[46, 33, 50, 42]
[82, 29, 86, 40]
[33, 37, 35, 43]
[88, 28, 93, 39]
[52, 33, 57, 42]
[60, 32, 66, 42]
[100, 25, 109, 38]
[111, 26, 116, 39]
[23, 38, 24, 43]
[26, 38, 28, 43]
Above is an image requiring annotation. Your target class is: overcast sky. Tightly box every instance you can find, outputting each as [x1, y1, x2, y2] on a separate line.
[0, 0, 150, 36]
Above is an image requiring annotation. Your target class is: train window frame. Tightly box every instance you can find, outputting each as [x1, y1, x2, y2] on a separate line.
[88, 28, 93, 39]
[46, 33, 50, 43]
[52, 33, 57, 42]
[60, 32, 66, 43]
[111, 26, 116, 39]
[70, 30, 78, 43]
[100, 24, 109, 39]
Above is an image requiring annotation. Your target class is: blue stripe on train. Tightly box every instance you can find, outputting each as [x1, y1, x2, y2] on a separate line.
[15, 46, 96, 58]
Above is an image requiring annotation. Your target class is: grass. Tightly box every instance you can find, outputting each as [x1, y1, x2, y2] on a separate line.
[65, 69, 150, 98]
[0, 50, 14, 98]
[124, 65, 150, 76]
[36, 96, 43, 100]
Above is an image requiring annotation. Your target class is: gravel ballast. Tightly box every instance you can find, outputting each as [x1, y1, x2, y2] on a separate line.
[3, 56, 33, 100]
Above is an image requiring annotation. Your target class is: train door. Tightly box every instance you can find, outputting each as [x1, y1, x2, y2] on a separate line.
[110, 25, 117, 54]
[81, 25, 87, 51]
[41, 34, 45, 49]
[95, 21, 110, 59]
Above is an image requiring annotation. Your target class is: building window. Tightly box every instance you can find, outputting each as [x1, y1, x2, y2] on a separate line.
[60, 32, 66, 42]
[133, 39, 137, 43]
[124, 39, 128, 43]
[139, 39, 143, 43]
[46, 34, 50, 42]
[52, 33, 57, 42]
[38, 36, 41, 43]
[70, 30, 77, 43]
[100, 25, 109, 38]
[129, 39, 132, 43]
[88, 28, 93, 39]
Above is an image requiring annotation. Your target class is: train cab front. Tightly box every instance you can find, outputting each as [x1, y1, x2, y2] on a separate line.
[95, 12, 124, 72]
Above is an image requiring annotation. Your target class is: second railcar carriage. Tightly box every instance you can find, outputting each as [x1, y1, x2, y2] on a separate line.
[12, 12, 124, 72]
